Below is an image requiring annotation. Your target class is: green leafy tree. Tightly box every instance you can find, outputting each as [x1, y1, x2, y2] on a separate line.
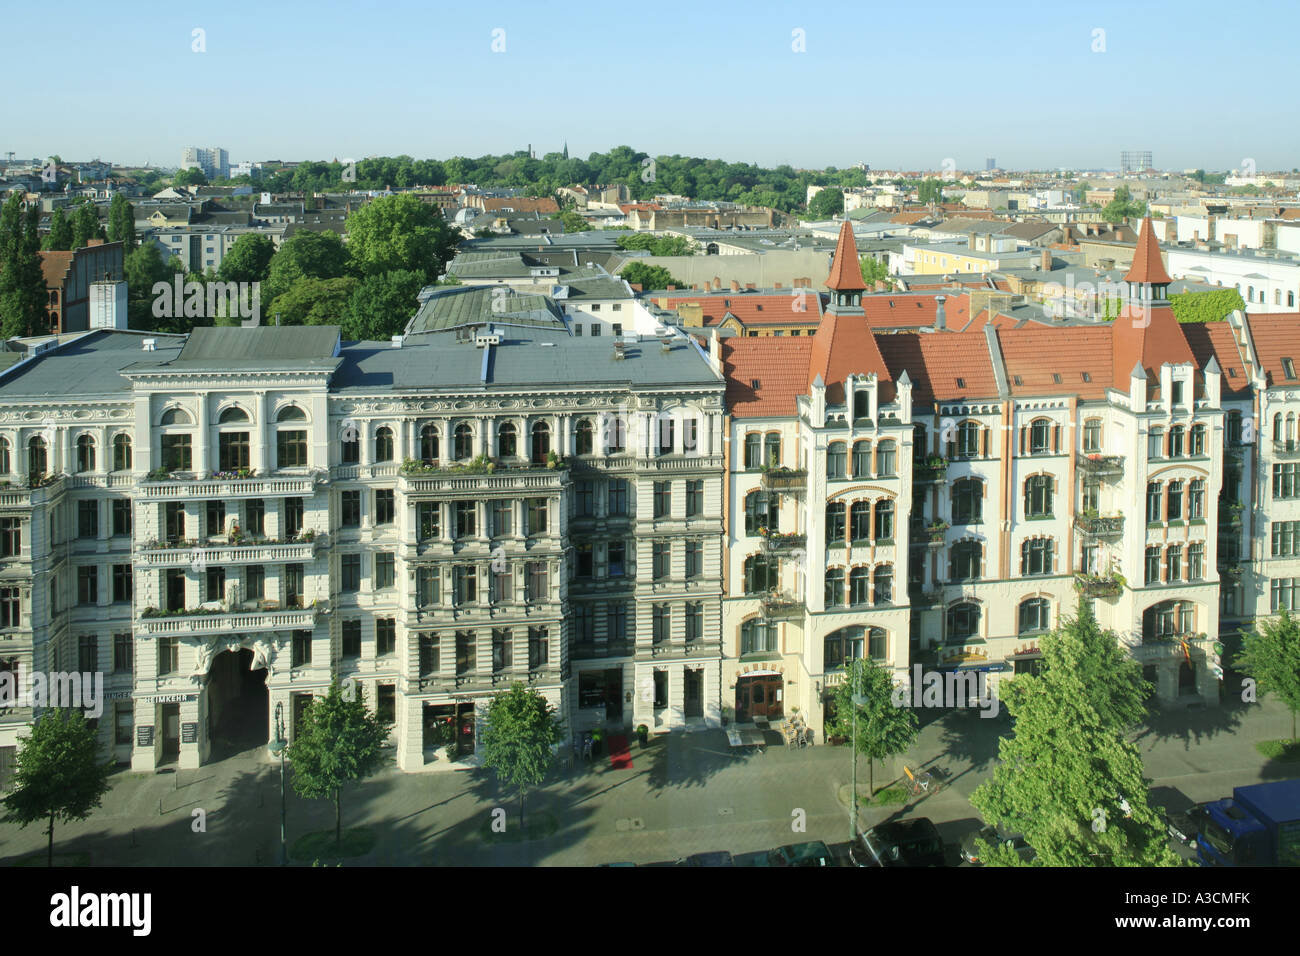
[286, 680, 391, 845]
[43, 207, 73, 251]
[824, 657, 918, 797]
[859, 255, 894, 290]
[1237, 609, 1300, 742]
[618, 262, 685, 291]
[969, 602, 1177, 867]
[344, 193, 459, 282]
[2, 709, 113, 866]
[173, 166, 208, 187]
[559, 208, 590, 233]
[616, 233, 693, 256]
[70, 199, 105, 250]
[263, 231, 351, 304]
[807, 187, 844, 218]
[124, 242, 178, 330]
[1101, 186, 1147, 224]
[343, 269, 424, 341]
[0, 195, 49, 337]
[479, 682, 564, 827]
[917, 178, 944, 204]
[107, 193, 135, 247]
[218, 234, 276, 285]
[269, 275, 359, 326]
[1170, 288, 1246, 323]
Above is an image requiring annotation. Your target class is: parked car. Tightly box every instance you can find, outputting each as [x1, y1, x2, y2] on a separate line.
[850, 818, 946, 867]
[768, 841, 836, 867]
[1163, 803, 1209, 846]
[731, 850, 772, 867]
[960, 826, 1035, 865]
[683, 851, 734, 867]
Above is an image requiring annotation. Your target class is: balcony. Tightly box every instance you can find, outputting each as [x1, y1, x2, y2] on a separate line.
[1274, 441, 1300, 460]
[1074, 573, 1124, 598]
[760, 531, 807, 553]
[137, 603, 324, 637]
[760, 468, 807, 492]
[635, 454, 724, 473]
[136, 535, 324, 568]
[1074, 513, 1125, 537]
[913, 456, 948, 483]
[1077, 453, 1125, 479]
[398, 465, 567, 497]
[138, 470, 324, 501]
[0, 474, 67, 509]
[761, 592, 806, 619]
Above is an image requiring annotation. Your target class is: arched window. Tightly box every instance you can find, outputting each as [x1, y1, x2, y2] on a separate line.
[1190, 423, 1206, 456]
[1019, 597, 1050, 634]
[744, 433, 762, 469]
[825, 501, 846, 543]
[1082, 418, 1102, 453]
[656, 414, 675, 455]
[876, 440, 897, 476]
[28, 436, 47, 478]
[1169, 425, 1185, 458]
[1020, 537, 1054, 575]
[827, 441, 846, 479]
[682, 416, 699, 453]
[824, 626, 863, 669]
[1029, 418, 1052, 454]
[1024, 475, 1053, 518]
[954, 420, 981, 459]
[218, 406, 249, 424]
[850, 501, 871, 541]
[873, 564, 893, 605]
[1147, 426, 1164, 460]
[952, 477, 983, 524]
[276, 405, 306, 423]
[852, 439, 872, 477]
[849, 567, 870, 605]
[1144, 600, 1196, 641]
[454, 423, 474, 460]
[1145, 481, 1163, 523]
[741, 619, 777, 655]
[743, 554, 779, 594]
[951, 540, 982, 580]
[1167, 479, 1184, 520]
[764, 433, 781, 468]
[745, 490, 778, 535]
[824, 567, 845, 606]
[947, 602, 981, 641]
[159, 407, 192, 427]
[75, 435, 95, 473]
[112, 434, 131, 471]
[1189, 478, 1205, 518]
[420, 425, 440, 463]
[530, 421, 551, 463]
[874, 499, 894, 541]
[853, 388, 870, 422]
[374, 426, 394, 463]
[275, 408, 308, 468]
[575, 420, 594, 457]
[0, 437, 10, 474]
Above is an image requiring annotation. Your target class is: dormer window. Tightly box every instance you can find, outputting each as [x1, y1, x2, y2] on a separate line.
[1171, 381, 1184, 405]
[1283, 358, 1297, 381]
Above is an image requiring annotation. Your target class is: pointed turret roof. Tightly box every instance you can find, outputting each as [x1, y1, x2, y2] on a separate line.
[1124, 217, 1173, 286]
[825, 220, 867, 291]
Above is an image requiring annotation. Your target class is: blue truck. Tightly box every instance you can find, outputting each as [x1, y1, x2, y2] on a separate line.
[1195, 779, 1300, 866]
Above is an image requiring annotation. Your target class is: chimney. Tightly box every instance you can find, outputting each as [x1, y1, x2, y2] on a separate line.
[935, 295, 947, 330]
[709, 328, 720, 367]
[745, 283, 755, 290]
[774, 282, 783, 289]
[1041, 248, 1051, 271]
[712, 277, 722, 290]
[667, 285, 676, 291]
[142, 338, 156, 352]
[730, 280, 740, 292]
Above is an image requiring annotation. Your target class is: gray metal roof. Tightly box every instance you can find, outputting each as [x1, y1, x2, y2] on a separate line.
[407, 286, 567, 335]
[0, 330, 184, 399]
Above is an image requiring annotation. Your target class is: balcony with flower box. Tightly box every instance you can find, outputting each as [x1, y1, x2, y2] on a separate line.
[1273, 441, 1300, 460]
[1074, 512, 1125, 537]
[1077, 453, 1125, 479]
[759, 529, 807, 554]
[760, 466, 807, 493]
[1074, 572, 1125, 598]
[136, 600, 326, 638]
[138, 468, 324, 501]
[397, 456, 568, 497]
[913, 456, 948, 484]
[761, 592, 806, 619]
[136, 531, 325, 568]
[0, 473, 67, 510]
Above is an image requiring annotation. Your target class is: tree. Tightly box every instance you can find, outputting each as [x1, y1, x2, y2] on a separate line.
[217, 234, 276, 285]
[859, 255, 893, 290]
[107, 193, 135, 247]
[263, 230, 351, 304]
[0, 195, 48, 338]
[344, 193, 459, 282]
[2, 709, 113, 866]
[173, 166, 208, 187]
[286, 680, 390, 846]
[616, 233, 693, 257]
[43, 208, 73, 251]
[1101, 186, 1147, 224]
[969, 602, 1178, 867]
[343, 269, 424, 341]
[559, 208, 590, 233]
[1237, 610, 1300, 742]
[269, 275, 359, 326]
[125, 243, 178, 331]
[479, 682, 564, 827]
[1169, 288, 1246, 324]
[618, 262, 685, 291]
[917, 178, 944, 204]
[824, 657, 918, 798]
[807, 187, 844, 218]
[70, 199, 105, 250]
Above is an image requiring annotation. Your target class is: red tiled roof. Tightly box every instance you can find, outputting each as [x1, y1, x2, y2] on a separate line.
[1124, 217, 1173, 285]
[825, 220, 866, 291]
[1182, 321, 1251, 394]
[723, 337, 815, 419]
[876, 331, 998, 405]
[807, 310, 892, 403]
[654, 293, 822, 327]
[39, 251, 73, 288]
[998, 326, 1115, 399]
[1112, 302, 1196, 384]
[861, 293, 973, 330]
[1244, 313, 1300, 386]
[890, 212, 931, 225]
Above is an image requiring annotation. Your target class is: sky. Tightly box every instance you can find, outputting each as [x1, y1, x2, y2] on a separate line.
[2, 0, 1295, 173]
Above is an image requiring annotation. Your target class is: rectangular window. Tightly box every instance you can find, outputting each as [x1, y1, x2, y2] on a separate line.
[608, 479, 628, 516]
[0, 517, 19, 557]
[526, 561, 548, 602]
[419, 634, 439, 676]
[490, 563, 511, 604]
[78, 500, 98, 538]
[113, 632, 132, 672]
[158, 637, 179, 675]
[341, 490, 361, 527]
[341, 553, 361, 592]
[375, 489, 395, 525]
[652, 603, 670, 644]
[653, 481, 671, 518]
[246, 565, 265, 600]
[206, 499, 226, 537]
[492, 628, 512, 671]
[161, 434, 192, 471]
[417, 566, 440, 606]
[1167, 545, 1182, 582]
[376, 618, 396, 657]
[528, 626, 549, 669]
[685, 602, 703, 642]
[0, 587, 20, 628]
[455, 631, 475, 675]
[205, 566, 225, 602]
[377, 684, 395, 723]
[574, 544, 593, 579]
[492, 500, 512, 537]
[1271, 578, 1299, 612]
[455, 501, 477, 538]
[292, 630, 312, 667]
[453, 565, 477, 605]
[685, 479, 703, 517]
[1273, 521, 1300, 557]
[78, 634, 98, 672]
[1274, 464, 1300, 500]
[341, 620, 361, 658]
[608, 541, 625, 578]
[112, 564, 132, 603]
[219, 432, 250, 471]
[246, 498, 265, 536]
[164, 502, 185, 542]
[111, 499, 132, 537]
[277, 430, 307, 468]
[115, 703, 133, 745]
[1145, 546, 1161, 585]
[685, 539, 703, 579]
[526, 498, 548, 535]
[284, 498, 304, 538]
[417, 502, 440, 539]
[653, 541, 670, 580]
[78, 565, 98, 605]
[374, 552, 395, 590]
[573, 481, 594, 517]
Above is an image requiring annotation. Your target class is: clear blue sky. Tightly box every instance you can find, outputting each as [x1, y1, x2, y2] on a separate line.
[3, 0, 1294, 172]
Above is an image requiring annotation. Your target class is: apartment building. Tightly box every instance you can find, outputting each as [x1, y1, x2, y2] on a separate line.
[0, 288, 723, 775]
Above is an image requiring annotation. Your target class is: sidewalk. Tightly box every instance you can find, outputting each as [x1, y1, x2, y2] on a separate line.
[1, 696, 1293, 865]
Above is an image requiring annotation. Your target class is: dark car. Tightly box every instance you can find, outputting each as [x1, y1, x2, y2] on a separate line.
[850, 818, 946, 867]
[768, 841, 836, 867]
[731, 850, 772, 867]
[960, 826, 1035, 865]
[684, 851, 734, 867]
[1164, 803, 1210, 846]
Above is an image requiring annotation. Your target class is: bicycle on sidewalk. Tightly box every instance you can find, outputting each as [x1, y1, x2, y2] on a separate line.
[902, 764, 943, 797]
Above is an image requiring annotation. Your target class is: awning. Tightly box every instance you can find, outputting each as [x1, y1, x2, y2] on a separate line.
[938, 661, 1010, 673]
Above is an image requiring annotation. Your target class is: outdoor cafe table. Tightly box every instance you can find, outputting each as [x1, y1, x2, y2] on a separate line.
[727, 728, 766, 751]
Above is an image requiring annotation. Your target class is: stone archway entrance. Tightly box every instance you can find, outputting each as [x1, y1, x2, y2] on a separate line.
[205, 648, 269, 760]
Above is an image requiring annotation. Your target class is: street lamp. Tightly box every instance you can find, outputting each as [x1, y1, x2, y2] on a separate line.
[268, 702, 287, 866]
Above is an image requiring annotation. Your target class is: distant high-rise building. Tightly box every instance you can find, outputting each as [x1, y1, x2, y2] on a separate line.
[181, 146, 229, 180]
[986, 157, 996, 171]
[1120, 150, 1152, 174]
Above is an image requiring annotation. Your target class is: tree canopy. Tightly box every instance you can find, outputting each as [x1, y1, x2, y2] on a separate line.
[824, 657, 919, 797]
[618, 262, 686, 291]
[1237, 609, 1300, 742]
[479, 682, 564, 826]
[1169, 287, 1247, 323]
[807, 187, 845, 219]
[344, 193, 459, 282]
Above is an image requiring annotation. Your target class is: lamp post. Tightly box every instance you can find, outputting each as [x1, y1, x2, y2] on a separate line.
[850, 664, 866, 843]
[268, 702, 287, 866]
